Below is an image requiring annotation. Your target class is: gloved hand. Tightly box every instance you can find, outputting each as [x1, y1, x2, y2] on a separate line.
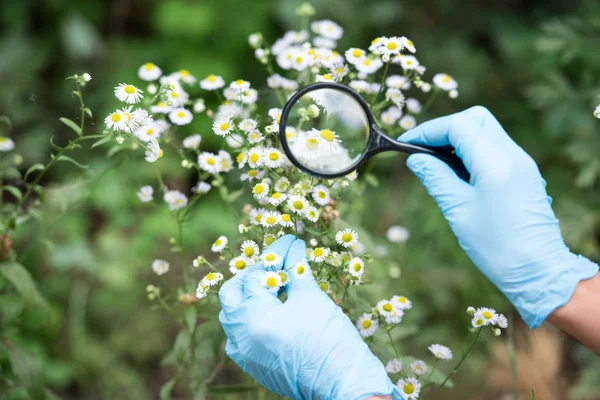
[219, 234, 402, 399]
[399, 106, 599, 328]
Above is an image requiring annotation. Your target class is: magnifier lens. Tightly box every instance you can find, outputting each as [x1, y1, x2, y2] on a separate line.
[283, 88, 370, 175]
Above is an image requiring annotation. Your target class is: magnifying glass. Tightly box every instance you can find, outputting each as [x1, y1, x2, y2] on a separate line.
[279, 82, 469, 181]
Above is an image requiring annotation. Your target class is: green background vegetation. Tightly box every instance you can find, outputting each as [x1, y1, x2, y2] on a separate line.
[1, 0, 599, 398]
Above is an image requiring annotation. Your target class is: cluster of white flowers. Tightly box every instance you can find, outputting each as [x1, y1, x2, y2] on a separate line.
[356, 294, 413, 338]
[467, 306, 508, 336]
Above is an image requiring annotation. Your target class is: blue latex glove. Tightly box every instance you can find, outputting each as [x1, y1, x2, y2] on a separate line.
[219, 234, 403, 399]
[399, 106, 599, 328]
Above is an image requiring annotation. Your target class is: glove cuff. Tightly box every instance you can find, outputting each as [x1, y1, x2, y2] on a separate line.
[515, 252, 599, 328]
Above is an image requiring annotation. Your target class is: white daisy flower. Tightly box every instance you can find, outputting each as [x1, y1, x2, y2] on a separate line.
[241, 240, 260, 259]
[313, 36, 336, 49]
[262, 234, 277, 248]
[433, 73, 458, 91]
[218, 150, 233, 172]
[376, 299, 398, 319]
[309, 247, 329, 263]
[114, 83, 143, 104]
[411, 360, 428, 376]
[247, 130, 265, 144]
[195, 283, 208, 299]
[380, 36, 404, 56]
[397, 55, 421, 72]
[428, 344, 453, 360]
[594, 104, 600, 118]
[261, 252, 283, 268]
[287, 195, 309, 215]
[311, 20, 343, 40]
[311, 185, 331, 206]
[167, 108, 193, 126]
[279, 213, 294, 228]
[175, 69, 196, 85]
[356, 313, 378, 337]
[152, 259, 169, 276]
[406, 98, 422, 114]
[472, 315, 486, 328]
[249, 208, 267, 226]
[268, 108, 282, 125]
[349, 79, 370, 93]
[313, 128, 342, 153]
[397, 377, 420, 399]
[241, 169, 264, 182]
[386, 88, 405, 107]
[345, 48, 366, 65]
[252, 182, 270, 200]
[239, 118, 258, 133]
[368, 37, 383, 52]
[230, 79, 250, 92]
[200, 74, 225, 90]
[240, 88, 258, 104]
[183, 134, 202, 150]
[229, 256, 248, 275]
[330, 64, 349, 80]
[346, 257, 364, 277]
[386, 226, 410, 243]
[497, 314, 508, 329]
[335, 229, 359, 248]
[0, 136, 15, 152]
[381, 109, 400, 126]
[318, 280, 332, 294]
[386, 358, 403, 374]
[163, 190, 188, 210]
[269, 192, 288, 206]
[355, 57, 383, 75]
[150, 101, 171, 114]
[402, 37, 416, 53]
[261, 211, 281, 227]
[305, 207, 320, 223]
[399, 115, 416, 130]
[104, 110, 128, 132]
[202, 272, 224, 287]
[292, 259, 309, 278]
[212, 115, 233, 137]
[391, 295, 412, 310]
[261, 271, 283, 293]
[211, 236, 228, 252]
[247, 147, 264, 168]
[166, 88, 189, 107]
[315, 73, 335, 83]
[475, 307, 498, 325]
[133, 123, 161, 142]
[138, 62, 162, 81]
[292, 134, 324, 161]
[263, 147, 285, 168]
[274, 177, 291, 192]
[137, 186, 153, 202]
[145, 140, 162, 163]
[192, 256, 205, 268]
[198, 152, 221, 174]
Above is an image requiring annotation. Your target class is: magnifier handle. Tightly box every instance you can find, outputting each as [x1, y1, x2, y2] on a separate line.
[406, 143, 470, 182]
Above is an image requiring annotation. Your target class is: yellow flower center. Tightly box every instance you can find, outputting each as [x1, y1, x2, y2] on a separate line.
[220, 122, 230, 131]
[383, 304, 393, 312]
[235, 260, 246, 269]
[235, 79, 244, 85]
[170, 91, 179, 98]
[297, 265, 305, 274]
[322, 74, 332, 81]
[306, 138, 319, 150]
[236, 153, 245, 163]
[293, 200, 304, 210]
[254, 185, 264, 194]
[158, 149, 164, 158]
[364, 59, 372, 66]
[443, 75, 451, 83]
[314, 248, 324, 257]
[406, 60, 413, 66]
[144, 62, 155, 70]
[352, 49, 362, 57]
[319, 282, 329, 292]
[248, 170, 258, 177]
[266, 254, 276, 262]
[244, 247, 254, 257]
[475, 318, 484, 326]
[483, 311, 493, 319]
[214, 240, 221, 246]
[282, 214, 291, 222]
[387, 42, 398, 50]
[278, 272, 287, 283]
[269, 152, 279, 161]
[158, 101, 167, 107]
[206, 272, 215, 281]
[320, 129, 335, 142]
[266, 276, 277, 287]
[272, 192, 281, 199]
[254, 214, 263, 223]
[403, 383, 414, 394]
[207, 157, 215, 165]
[361, 319, 372, 329]
[250, 154, 259, 163]
[177, 111, 185, 118]
[266, 216, 276, 225]
[398, 296, 407, 303]
[146, 129, 154, 135]
[318, 191, 326, 199]
[341, 233, 353, 243]
[180, 69, 190, 77]
[124, 85, 136, 94]
[353, 263, 362, 272]
[295, 56, 303, 64]
[0, 137, 5, 143]
[371, 37, 380, 45]
[335, 67, 345, 73]
[207, 74, 217, 82]
[111, 113, 121, 122]
[264, 236, 275, 246]
[406, 39, 414, 48]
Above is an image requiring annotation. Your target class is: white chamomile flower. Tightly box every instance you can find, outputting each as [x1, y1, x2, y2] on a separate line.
[316, 73, 335, 83]
[152, 259, 169, 276]
[175, 69, 196, 85]
[381, 109, 400, 126]
[269, 192, 287, 206]
[262, 233, 277, 248]
[263, 147, 285, 168]
[397, 377, 420, 399]
[268, 107, 282, 125]
[195, 283, 208, 299]
[218, 150, 233, 172]
[132, 109, 153, 127]
[594, 104, 600, 119]
[240, 88, 258, 104]
[247, 130, 265, 144]
[279, 213, 294, 228]
[411, 360, 428, 376]
[134, 123, 161, 142]
[472, 315, 486, 328]
[145, 140, 163, 163]
[347, 257, 365, 277]
[183, 134, 201, 150]
[229, 256, 248, 275]
[386, 226, 410, 243]
[380, 36, 404, 56]
[198, 152, 221, 174]
[236, 151, 247, 168]
[275, 177, 291, 192]
[386, 75, 409, 90]
[305, 207, 320, 223]
[241, 169, 263, 182]
[313, 36, 336, 49]
[200, 74, 225, 90]
[309, 247, 329, 263]
[261, 252, 283, 268]
[163, 190, 188, 210]
[399, 115, 416, 130]
[288, 195, 309, 215]
[150, 101, 171, 114]
[241, 240, 260, 259]
[211, 236, 228, 252]
[292, 259, 309, 278]
[318, 280, 331, 294]
[230, 79, 250, 92]
[386, 358, 403, 374]
[433, 73, 458, 91]
[261, 211, 281, 227]
[497, 314, 508, 329]
[311, 20, 343, 40]
[202, 272, 224, 287]
[345, 48, 366, 65]
[0, 137, 15, 152]
[293, 134, 324, 160]
[252, 182, 270, 200]
[397, 55, 421, 72]
[239, 118, 258, 133]
[428, 344, 453, 360]
[105, 110, 128, 132]
[313, 128, 342, 153]
[335, 229, 358, 248]
[261, 271, 283, 293]
[391, 295, 412, 310]
[401, 37, 416, 53]
[166, 88, 189, 107]
[356, 313, 378, 337]
[249, 208, 267, 225]
[310, 185, 330, 206]
[168, 108, 193, 125]
[475, 307, 498, 325]
[386, 88, 405, 107]
[114, 83, 144, 104]
[212, 115, 233, 137]
[406, 98, 422, 114]
[355, 57, 383, 75]
[330, 64, 349, 80]
[137, 186, 153, 202]
[192, 256, 205, 268]
[247, 147, 264, 168]
[138, 62, 162, 81]
[369, 37, 383, 52]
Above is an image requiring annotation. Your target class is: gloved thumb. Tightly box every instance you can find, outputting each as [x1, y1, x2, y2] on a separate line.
[407, 153, 472, 214]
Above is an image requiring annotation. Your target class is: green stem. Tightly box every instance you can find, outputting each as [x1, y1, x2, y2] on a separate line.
[438, 328, 482, 390]
[373, 62, 390, 104]
[423, 359, 439, 387]
[420, 90, 440, 115]
[386, 326, 400, 358]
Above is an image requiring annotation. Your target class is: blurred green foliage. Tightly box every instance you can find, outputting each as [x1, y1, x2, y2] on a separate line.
[1, 0, 599, 399]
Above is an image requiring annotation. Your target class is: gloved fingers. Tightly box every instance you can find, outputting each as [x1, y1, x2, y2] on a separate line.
[218, 269, 247, 314]
[406, 153, 473, 213]
[224, 338, 245, 371]
[262, 234, 296, 262]
[242, 264, 283, 305]
[284, 240, 320, 295]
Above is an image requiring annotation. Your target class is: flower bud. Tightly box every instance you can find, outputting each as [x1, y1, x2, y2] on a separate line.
[449, 89, 459, 99]
[181, 159, 190, 168]
[309, 238, 318, 247]
[493, 328, 502, 337]
[82, 73, 92, 82]
[381, 54, 390, 63]
[467, 306, 475, 315]
[115, 136, 124, 144]
[147, 83, 157, 95]
[421, 83, 432, 93]
[295, 2, 315, 16]
[169, 237, 176, 244]
[12, 154, 23, 165]
[248, 33, 263, 49]
[193, 100, 206, 113]
[307, 104, 320, 118]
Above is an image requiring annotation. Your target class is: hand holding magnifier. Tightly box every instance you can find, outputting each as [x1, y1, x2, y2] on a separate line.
[278, 82, 469, 181]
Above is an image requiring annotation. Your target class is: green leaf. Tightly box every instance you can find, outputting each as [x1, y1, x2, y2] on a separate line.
[59, 117, 82, 136]
[159, 378, 177, 400]
[531, 389, 535, 400]
[185, 306, 197, 333]
[2, 167, 22, 180]
[173, 329, 191, 365]
[25, 163, 45, 180]
[91, 136, 112, 149]
[2, 185, 23, 201]
[5, 343, 46, 399]
[71, 90, 82, 100]
[84, 107, 93, 118]
[0, 263, 48, 308]
[56, 155, 88, 169]
[50, 136, 64, 151]
[32, 185, 45, 203]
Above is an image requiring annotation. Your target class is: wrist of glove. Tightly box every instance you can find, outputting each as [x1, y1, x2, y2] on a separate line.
[218, 235, 403, 400]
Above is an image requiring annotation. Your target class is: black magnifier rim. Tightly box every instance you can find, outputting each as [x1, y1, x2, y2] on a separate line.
[279, 82, 374, 179]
